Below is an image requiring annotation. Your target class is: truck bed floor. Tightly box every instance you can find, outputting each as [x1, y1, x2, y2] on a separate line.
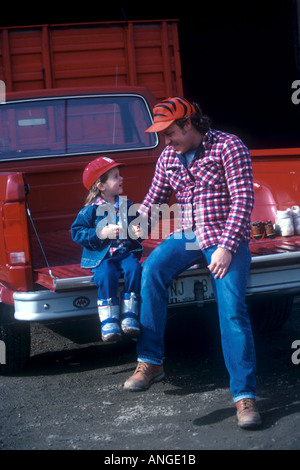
[30, 229, 300, 291]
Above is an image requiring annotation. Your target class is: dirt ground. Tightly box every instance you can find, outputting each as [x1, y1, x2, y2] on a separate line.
[0, 298, 300, 452]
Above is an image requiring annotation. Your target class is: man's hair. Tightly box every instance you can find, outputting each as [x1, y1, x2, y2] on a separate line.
[176, 101, 212, 134]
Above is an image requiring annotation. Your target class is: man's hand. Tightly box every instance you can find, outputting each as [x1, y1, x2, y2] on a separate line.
[207, 247, 232, 279]
[131, 224, 145, 239]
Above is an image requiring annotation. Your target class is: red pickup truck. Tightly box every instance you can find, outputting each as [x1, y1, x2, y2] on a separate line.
[1, 85, 300, 374]
[1, 22, 300, 373]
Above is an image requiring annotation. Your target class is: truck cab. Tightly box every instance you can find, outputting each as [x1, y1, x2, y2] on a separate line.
[0, 86, 164, 372]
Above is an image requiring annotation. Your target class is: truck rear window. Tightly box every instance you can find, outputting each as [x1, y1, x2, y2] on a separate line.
[0, 94, 158, 160]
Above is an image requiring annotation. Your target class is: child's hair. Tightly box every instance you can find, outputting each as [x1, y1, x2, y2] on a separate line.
[85, 172, 109, 206]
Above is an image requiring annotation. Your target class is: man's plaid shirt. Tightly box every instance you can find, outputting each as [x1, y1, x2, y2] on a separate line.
[139, 128, 254, 253]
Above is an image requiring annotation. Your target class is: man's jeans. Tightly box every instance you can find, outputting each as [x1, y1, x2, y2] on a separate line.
[136, 230, 257, 402]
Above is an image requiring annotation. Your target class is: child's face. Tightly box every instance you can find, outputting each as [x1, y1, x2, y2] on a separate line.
[98, 167, 123, 202]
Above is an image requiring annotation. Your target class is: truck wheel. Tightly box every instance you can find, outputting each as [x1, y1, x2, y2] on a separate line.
[0, 309, 31, 374]
[247, 294, 294, 333]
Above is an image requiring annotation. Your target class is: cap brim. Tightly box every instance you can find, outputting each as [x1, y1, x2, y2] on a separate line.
[145, 119, 175, 133]
[113, 162, 125, 168]
[101, 162, 125, 173]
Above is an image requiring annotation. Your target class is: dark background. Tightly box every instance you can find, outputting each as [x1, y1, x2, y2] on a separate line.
[2, 0, 300, 149]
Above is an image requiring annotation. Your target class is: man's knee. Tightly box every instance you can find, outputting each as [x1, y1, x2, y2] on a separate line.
[142, 251, 165, 282]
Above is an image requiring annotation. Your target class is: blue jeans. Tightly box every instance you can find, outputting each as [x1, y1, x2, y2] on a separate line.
[92, 251, 141, 299]
[136, 230, 257, 402]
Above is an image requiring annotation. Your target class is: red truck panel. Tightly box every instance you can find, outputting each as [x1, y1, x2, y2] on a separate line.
[0, 21, 183, 102]
[0, 173, 33, 296]
[29, 147, 300, 291]
[1, 87, 300, 298]
[0, 86, 164, 298]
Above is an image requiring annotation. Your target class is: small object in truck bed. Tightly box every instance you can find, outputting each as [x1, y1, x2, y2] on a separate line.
[264, 220, 276, 238]
[251, 220, 276, 240]
[275, 208, 295, 236]
[251, 221, 265, 239]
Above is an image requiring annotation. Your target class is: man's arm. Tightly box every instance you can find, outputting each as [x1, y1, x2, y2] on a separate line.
[138, 151, 173, 232]
[208, 137, 254, 278]
[218, 137, 254, 253]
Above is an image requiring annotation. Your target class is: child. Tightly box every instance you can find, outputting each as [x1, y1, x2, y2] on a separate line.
[71, 156, 143, 342]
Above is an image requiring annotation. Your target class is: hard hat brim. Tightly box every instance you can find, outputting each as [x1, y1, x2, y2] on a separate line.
[145, 119, 175, 133]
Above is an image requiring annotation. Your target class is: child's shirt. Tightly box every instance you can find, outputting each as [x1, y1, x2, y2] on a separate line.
[94, 195, 134, 256]
[71, 195, 143, 269]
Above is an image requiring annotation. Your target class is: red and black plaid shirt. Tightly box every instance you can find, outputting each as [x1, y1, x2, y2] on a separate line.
[139, 129, 254, 253]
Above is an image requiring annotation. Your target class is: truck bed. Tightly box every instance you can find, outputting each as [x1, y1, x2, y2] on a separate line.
[16, 145, 300, 301]
[31, 227, 300, 292]
[30, 227, 171, 291]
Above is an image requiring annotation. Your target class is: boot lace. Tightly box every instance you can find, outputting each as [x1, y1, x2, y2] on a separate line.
[135, 362, 151, 375]
[239, 399, 256, 410]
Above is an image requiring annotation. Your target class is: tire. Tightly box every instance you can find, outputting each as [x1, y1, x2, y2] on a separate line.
[247, 294, 294, 333]
[0, 306, 31, 374]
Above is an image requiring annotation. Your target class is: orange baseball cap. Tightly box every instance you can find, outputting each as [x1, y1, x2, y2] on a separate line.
[145, 97, 196, 133]
[83, 156, 124, 190]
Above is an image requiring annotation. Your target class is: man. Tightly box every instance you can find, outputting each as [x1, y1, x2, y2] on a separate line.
[123, 97, 261, 429]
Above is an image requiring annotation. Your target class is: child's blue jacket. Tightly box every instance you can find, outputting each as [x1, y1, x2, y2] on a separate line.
[71, 196, 143, 269]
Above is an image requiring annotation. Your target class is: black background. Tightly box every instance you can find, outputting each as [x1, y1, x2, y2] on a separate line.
[2, 1, 300, 149]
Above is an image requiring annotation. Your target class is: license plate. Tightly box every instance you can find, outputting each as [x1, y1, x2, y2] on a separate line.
[168, 274, 214, 305]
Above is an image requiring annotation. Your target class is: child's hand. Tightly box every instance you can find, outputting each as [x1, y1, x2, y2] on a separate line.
[99, 224, 120, 239]
[131, 224, 145, 239]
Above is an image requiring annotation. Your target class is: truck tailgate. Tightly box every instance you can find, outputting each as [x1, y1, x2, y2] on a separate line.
[31, 229, 300, 293]
[31, 229, 164, 291]
[12, 230, 300, 322]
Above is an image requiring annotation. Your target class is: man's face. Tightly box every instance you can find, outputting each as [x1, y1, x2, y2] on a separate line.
[160, 121, 195, 155]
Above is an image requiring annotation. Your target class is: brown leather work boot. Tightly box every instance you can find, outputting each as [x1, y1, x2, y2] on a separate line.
[236, 398, 262, 429]
[264, 220, 276, 238]
[123, 362, 165, 391]
[251, 221, 265, 239]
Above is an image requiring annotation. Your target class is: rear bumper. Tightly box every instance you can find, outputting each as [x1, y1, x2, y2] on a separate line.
[14, 288, 99, 321]
[13, 253, 300, 321]
[248, 252, 300, 295]
[13, 281, 209, 322]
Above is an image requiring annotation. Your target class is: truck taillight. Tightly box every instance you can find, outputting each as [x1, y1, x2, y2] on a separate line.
[3, 202, 30, 265]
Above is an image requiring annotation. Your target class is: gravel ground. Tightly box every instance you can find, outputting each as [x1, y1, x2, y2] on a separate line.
[0, 299, 300, 451]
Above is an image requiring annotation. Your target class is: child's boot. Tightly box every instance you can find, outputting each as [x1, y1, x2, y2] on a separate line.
[121, 292, 140, 337]
[97, 298, 122, 342]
